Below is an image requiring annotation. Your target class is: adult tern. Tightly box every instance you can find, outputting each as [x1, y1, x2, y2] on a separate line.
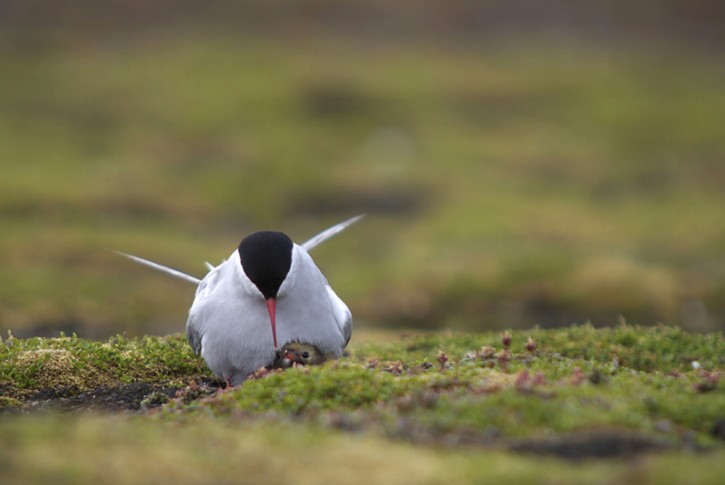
[115, 215, 362, 386]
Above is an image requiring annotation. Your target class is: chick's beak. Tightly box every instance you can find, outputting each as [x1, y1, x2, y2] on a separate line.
[266, 297, 278, 349]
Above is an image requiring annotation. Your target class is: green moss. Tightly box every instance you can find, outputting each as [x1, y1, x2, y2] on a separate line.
[0, 333, 210, 398]
[3, 326, 721, 444]
[151, 325, 725, 448]
[0, 325, 724, 482]
[354, 324, 725, 372]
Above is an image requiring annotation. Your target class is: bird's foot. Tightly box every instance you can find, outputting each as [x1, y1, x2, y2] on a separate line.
[215, 376, 233, 392]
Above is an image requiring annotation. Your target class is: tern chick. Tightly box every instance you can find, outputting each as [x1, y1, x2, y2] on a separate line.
[274, 341, 330, 368]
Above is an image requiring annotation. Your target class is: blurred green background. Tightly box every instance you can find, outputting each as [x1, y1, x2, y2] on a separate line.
[1, 1, 724, 338]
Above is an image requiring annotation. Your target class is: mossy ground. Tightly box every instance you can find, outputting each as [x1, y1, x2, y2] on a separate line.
[2, 325, 724, 483]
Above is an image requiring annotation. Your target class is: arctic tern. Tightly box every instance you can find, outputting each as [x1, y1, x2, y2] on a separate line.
[115, 215, 362, 386]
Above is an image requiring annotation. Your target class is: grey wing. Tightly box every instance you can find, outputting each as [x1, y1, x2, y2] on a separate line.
[326, 286, 352, 347]
[186, 314, 203, 355]
[186, 264, 225, 356]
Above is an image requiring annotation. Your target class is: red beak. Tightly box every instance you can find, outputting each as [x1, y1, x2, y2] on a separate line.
[266, 297, 278, 349]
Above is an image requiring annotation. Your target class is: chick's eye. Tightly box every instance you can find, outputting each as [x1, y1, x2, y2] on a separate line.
[302, 351, 310, 359]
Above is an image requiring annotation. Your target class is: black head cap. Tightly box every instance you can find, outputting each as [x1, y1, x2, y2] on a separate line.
[238, 231, 293, 299]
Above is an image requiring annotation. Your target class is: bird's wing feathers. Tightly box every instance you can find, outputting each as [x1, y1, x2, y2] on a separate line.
[195, 263, 224, 299]
[326, 285, 353, 347]
[114, 216, 362, 285]
[111, 250, 202, 285]
[301, 214, 365, 252]
[186, 316, 203, 355]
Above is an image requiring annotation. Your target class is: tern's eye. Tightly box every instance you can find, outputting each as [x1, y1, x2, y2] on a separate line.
[302, 351, 310, 359]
